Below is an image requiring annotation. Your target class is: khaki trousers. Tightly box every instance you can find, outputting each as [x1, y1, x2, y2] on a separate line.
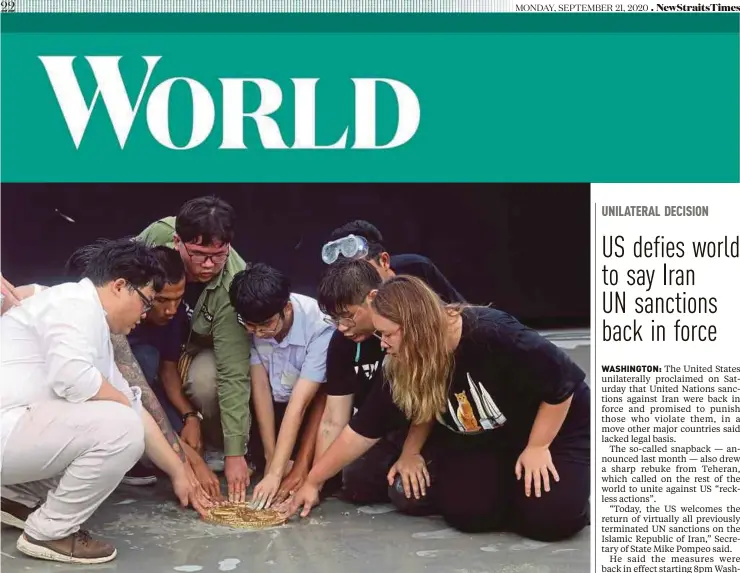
[180, 348, 223, 449]
[1, 400, 145, 541]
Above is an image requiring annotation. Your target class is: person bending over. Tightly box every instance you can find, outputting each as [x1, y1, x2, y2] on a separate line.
[137, 196, 252, 502]
[125, 246, 221, 496]
[0, 239, 209, 565]
[284, 275, 590, 543]
[295, 259, 435, 511]
[64, 244, 221, 497]
[324, 219, 465, 304]
[228, 263, 334, 510]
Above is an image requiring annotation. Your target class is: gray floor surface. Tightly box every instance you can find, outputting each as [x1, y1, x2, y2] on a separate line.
[1, 335, 591, 573]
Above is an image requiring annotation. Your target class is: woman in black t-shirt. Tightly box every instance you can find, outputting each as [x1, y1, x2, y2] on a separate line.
[282, 276, 590, 542]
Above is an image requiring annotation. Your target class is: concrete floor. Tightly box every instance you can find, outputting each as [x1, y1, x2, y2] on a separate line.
[1, 334, 591, 573]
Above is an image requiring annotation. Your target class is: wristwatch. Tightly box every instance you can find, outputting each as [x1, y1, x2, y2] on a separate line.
[182, 411, 203, 424]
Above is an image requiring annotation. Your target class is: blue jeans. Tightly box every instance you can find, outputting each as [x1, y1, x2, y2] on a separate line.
[129, 344, 183, 434]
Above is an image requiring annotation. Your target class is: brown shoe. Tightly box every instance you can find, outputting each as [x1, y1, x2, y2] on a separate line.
[1, 498, 38, 531]
[16, 530, 117, 564]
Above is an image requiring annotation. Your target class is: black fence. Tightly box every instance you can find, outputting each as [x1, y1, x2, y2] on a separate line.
[1, 183, 589, 329]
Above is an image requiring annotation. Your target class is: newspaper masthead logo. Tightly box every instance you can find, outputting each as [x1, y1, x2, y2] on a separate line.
[38, 55, 421, 151]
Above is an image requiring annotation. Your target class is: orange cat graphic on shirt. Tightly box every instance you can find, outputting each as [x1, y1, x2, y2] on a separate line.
[455, 391, 481, 432]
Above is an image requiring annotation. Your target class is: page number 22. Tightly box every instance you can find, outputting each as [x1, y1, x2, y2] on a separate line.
[1, 1, 16, 11]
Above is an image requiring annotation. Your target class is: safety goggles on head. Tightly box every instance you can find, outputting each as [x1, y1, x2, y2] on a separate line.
[321, 234, 369, 265]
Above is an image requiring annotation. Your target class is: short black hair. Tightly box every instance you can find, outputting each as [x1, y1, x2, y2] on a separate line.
[152, 246, 186, 285]
[64, 243, 102, 279]
[82, 237, 166, 292]
[229, 263, 291, 324]
[176, 195, 236, 246]
[328, 220, 385, 260]
[317, 258, 382, 318]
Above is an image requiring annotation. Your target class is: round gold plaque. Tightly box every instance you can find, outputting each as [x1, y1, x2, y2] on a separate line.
[203, 502, 289, 529]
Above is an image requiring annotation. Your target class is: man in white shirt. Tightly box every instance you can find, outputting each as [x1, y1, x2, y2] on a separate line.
[228, 263, 335, 510]
[0, 239, 208, 565]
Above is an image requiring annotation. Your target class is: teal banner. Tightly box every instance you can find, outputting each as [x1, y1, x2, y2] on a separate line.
[2, 14, 738, 183]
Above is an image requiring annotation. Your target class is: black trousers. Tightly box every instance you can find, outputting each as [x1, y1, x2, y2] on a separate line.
[428, 443, 590, 541]
[340, 427, 436, 516]
[250, 404, 590, 542]
[340, 429, 405, 503]
[343, 424, 590, 542]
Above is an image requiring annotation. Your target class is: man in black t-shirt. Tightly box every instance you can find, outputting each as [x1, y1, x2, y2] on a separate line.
[301, 258, 458, 508]
[125, 247, 218, 493]
[309, 259, 407, 504]
[326, 220, 465, 304]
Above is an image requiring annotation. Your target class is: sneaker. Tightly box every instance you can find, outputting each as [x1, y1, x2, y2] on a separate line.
[17, 530, 117, 564]
[121, 462, 157, 486]
[1, 498, 38, 530]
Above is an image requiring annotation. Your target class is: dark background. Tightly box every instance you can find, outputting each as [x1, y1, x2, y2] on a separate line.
[1, 183, 589, 329]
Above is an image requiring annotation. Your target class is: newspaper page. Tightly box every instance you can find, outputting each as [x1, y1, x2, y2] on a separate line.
[594, 184, 740, 573]
[0, 3, 739, 573]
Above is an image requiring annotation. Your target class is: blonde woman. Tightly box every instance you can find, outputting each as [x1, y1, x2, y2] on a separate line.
[283, 276, 590, 542]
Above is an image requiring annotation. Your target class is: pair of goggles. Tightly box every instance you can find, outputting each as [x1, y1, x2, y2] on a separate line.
[321, 234, 369, 265]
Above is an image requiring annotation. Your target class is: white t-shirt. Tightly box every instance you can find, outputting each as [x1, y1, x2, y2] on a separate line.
[0, 278, 141, 455]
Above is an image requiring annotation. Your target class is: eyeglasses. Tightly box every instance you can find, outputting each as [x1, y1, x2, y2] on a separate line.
[374, 328, 400, 343]
[183, 244, 230, 265]
[324, 305, 364, 329]
[132, 286, 153, 313]
[323, 297, 373, 329]
[238, 312, 284, 336]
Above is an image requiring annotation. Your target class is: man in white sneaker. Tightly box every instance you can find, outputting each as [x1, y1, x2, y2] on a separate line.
[0, 239, 209, 565]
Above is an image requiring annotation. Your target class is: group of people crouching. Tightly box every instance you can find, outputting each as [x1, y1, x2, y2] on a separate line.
[0, 195, 591, 565]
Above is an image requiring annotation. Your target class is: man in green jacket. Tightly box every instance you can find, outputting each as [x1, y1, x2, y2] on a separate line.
[137, 196, 252, 502]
